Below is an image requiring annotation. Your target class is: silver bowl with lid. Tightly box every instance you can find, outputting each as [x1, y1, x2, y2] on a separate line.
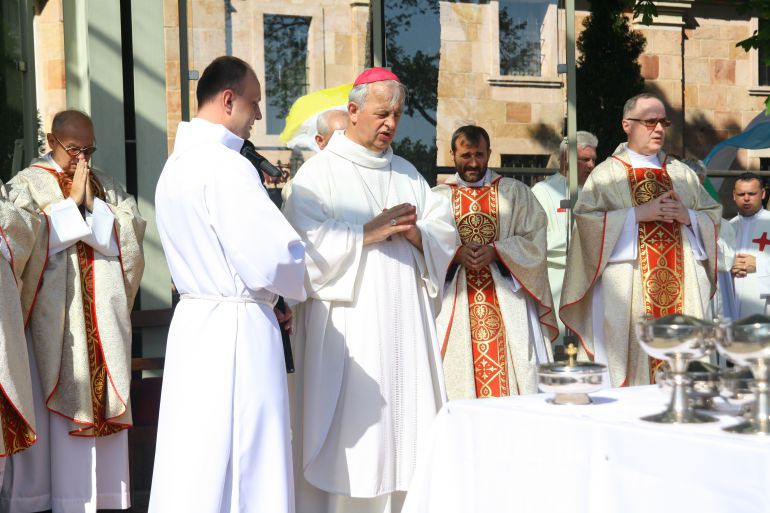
[538, 361, 605, 405]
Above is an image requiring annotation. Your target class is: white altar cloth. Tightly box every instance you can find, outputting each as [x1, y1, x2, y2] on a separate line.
[402, 386, 770, 513]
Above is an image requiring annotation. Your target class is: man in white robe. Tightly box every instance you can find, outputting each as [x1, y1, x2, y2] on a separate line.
[531, 131, 597, 345]
[730, 172, 770, 318]
[150, 56, 307, 513]
[282, 109, 349, 203]
[283, 67, 456, 513]
[434, 125, 557, 399]
[560, 94, 721, 387]
[1, 110, 145, 513]
[0, 179, 39, 485]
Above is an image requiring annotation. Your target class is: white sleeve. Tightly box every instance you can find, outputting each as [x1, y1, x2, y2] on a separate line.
[756, 250, 770, 297]
[82, 197, 119, 257]
[48, 198, 91, 256]
[608, 209, 638, 263]
[683, 209, 707, 261]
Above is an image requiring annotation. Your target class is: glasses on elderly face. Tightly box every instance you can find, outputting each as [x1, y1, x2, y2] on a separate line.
[53, 134, 97, 157]
[626, 118, 672, 129]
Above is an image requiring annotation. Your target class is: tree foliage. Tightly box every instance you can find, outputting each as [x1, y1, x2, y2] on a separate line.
[385, 0, 439, 127]
[576, 0, 646, 160]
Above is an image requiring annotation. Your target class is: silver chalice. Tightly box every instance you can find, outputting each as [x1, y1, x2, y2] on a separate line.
[715, 314, 770, 435]
[538, 343, 606, 405]
[636, 314, 718, 424]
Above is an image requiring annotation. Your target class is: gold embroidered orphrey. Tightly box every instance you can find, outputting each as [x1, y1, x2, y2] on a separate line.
[451, 182, 513, 397]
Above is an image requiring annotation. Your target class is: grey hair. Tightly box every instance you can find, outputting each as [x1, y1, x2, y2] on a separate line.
[316, 110, 348, 137]
[559, 131, 598, 162]
[681, 158, 706, 176]
[348, 80, 407, 109]
[622, 93, 662, 117]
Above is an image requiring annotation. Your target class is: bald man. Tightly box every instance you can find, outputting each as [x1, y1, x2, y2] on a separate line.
[1, 110, 145, 513]
[314, 109, 349, 150]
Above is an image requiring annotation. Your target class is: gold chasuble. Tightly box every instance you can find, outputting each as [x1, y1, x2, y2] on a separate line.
[43, 167, 123, 437]
[559, 145, 721, 387]
[450, 183, 510, 397]
[615, 157, 684, 379]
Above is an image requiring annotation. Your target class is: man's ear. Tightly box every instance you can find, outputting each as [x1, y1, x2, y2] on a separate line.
[348, 102, 359, 123]
[621, 119, 631, 135]
[223, 90, 235, 113]
[315, 134, 324, 146]
[46, 133, 56, 150]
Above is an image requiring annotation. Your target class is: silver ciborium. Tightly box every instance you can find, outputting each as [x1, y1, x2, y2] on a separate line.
[636, 314, 718, 424]
[716, 314, 770, 435]
[538, 343, 606, 405]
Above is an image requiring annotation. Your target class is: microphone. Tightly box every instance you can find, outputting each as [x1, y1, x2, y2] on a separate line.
[240, 139, 283, 178]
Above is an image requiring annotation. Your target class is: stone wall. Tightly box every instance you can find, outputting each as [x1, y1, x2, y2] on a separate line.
[33, 0, 66, 136]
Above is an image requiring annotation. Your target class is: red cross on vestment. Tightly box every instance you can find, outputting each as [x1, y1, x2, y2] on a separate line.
[753, 232, 770, 252]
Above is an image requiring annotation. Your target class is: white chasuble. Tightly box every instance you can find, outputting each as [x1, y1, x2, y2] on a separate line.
[730, 209, 770, 318]
[433, 172, 556, 400]
[560, 145, 721, 387]
[150, 118, 306, 513]
[1, 158, 145, 513]
[283, 132, 456, 511]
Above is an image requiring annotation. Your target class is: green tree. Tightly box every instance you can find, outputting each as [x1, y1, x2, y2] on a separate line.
[576, 0, 647, 160]
[391, 136, 437, 184]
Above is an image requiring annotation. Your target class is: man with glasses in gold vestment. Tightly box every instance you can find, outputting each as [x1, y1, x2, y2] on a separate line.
[1, 110, 145, 513]
[560, 93, 721, 387]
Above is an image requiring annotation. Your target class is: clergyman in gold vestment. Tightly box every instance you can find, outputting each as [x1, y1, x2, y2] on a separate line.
[560, 94, 721, 387]
[435, 125, 557, 399]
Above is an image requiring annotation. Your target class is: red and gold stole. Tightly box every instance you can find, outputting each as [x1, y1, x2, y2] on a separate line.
[42, 167, 124, 437]
[451, 182, 512, 397]
[615, 158, 684, 381]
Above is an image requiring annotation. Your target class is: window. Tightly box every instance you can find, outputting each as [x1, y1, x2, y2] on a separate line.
[263, 15, 311, 135]
[498, 0, 548, 77]
[760, 19, 770, 86]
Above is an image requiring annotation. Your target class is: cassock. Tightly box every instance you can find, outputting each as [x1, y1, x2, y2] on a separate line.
[730, 208, 770, 318]
[283, 131, 456, 512]
[0, 179, 39, 480]
[531, 172, 569, 345]
[1, 154, 145, 513]
[150, 118, 306, 513]
[433, 170, 556, 399]
[559, 144, 721, 387]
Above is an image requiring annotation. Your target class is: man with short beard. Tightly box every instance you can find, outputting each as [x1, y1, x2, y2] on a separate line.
[1, 110, 145, 512]
[434, 125, 556, 399]
[283, 67, 456, 512]
[730, 172, 770, 317]
[560, 93, 721, 387]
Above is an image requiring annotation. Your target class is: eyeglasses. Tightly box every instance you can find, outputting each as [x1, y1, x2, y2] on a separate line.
[53, 135, 97, 157]
[626, 118, 672, 129]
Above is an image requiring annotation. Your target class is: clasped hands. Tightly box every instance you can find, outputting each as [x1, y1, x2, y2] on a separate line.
[68, 155, 95, 212]
[363, 203, 422, 249]
[732, 253, 757, 278]
[455, 243, 498, 272]
[635, 190, 690, 225]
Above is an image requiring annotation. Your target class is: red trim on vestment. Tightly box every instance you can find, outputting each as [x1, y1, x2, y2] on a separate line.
[0, 224, 16, 285]
[24, 213, 50, 328]
[558, 211, 609, 360]
[491, 245, 559, 342]
[0, 384, 37, 456]
[440, 277, 461, 358]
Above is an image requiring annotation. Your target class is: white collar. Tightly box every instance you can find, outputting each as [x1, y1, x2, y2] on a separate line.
[624, 144, 662, 169]
[43, 152, 65, 174]
[173, 117, 244, 154]
[327, 131, 393, 169]
[737, 209, 766, 222]
[456, 169, 492, 188]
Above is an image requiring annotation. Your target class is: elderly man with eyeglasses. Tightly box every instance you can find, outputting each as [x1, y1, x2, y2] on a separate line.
[0, 110, 145, 513]
[559, 93, 721, 387]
